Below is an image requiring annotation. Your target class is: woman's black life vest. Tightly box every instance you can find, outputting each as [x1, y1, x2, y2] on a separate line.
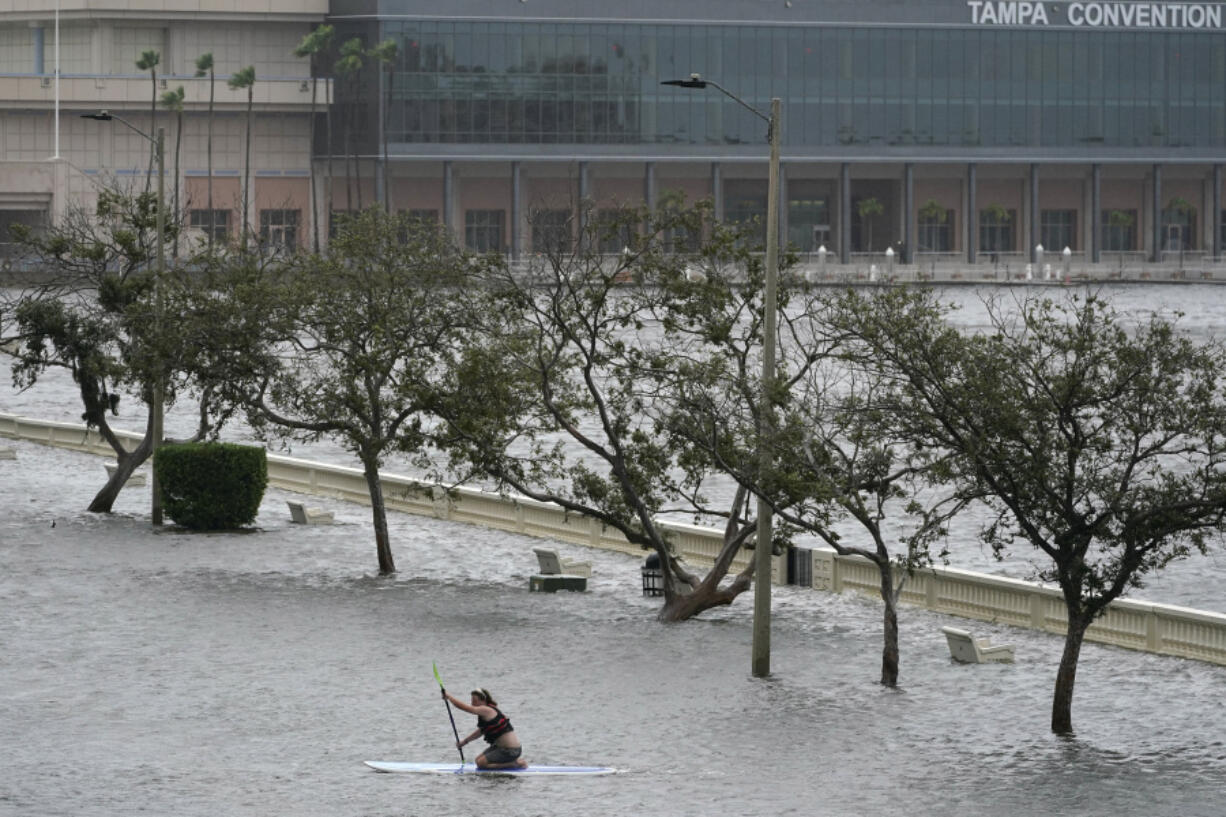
[478, 707, 514, 744]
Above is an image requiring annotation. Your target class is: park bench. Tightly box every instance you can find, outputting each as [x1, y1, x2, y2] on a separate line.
[286, 499, 334, 525]
[104, 463, 146, 485]
[940, 626, 1015, 664]
[528, 547, 590, 593]
[532, 546, 591, 578]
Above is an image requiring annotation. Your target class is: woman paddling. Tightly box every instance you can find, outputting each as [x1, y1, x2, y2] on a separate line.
[443, 687, 528, 769]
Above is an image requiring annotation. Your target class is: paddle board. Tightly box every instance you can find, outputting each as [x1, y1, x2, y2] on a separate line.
[364, 760, 617, 776]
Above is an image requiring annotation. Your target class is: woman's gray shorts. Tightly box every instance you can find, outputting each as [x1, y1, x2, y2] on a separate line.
[481, 745, 522, 764]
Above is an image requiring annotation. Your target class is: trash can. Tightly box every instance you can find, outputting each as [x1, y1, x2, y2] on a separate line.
[641, 552, 664, 597]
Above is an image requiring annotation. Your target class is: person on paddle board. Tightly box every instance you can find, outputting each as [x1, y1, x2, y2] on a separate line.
[443, 687, 527, 769]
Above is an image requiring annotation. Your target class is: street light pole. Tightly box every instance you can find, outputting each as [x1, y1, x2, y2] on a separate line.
[81, 111, 166, 526]
[152, 125, 165, 525]
[661, 76, 781, 678]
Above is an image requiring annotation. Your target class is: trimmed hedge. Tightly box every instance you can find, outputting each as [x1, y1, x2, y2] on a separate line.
[155, 442, 268, 530]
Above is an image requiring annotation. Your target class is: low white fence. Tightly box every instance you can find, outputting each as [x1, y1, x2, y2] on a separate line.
[3, 412, 1223, 667]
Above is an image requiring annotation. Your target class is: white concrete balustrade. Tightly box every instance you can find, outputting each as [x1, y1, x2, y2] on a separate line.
[3, 412, 1224, 667]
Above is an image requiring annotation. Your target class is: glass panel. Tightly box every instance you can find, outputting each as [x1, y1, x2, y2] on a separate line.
[465, 209, 505, 252]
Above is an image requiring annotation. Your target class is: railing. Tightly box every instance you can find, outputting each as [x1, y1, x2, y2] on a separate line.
[3, 411, 1224, 666]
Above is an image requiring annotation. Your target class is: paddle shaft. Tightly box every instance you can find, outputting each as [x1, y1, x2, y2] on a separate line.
[442, 694, 465, 764]
[433, 664, 465, 764]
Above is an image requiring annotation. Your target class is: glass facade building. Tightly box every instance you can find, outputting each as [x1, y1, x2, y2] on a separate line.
[326, 0, 1226, 265]
[379, 21, 1225, 150]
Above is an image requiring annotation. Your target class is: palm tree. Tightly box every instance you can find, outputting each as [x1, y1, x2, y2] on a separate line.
[135, 49, 160, 194]
[227, 65, 257, 250]
[194, 52, 217, 251]
[294, 25, 335, 253]
[159, 85, 186, 258]
[367, 38, 399, 214]
[334, 38, 365, 213]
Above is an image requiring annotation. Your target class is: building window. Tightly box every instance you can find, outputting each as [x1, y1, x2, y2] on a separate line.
[465, 209, 504, 252]
[402, 209, 439, 225]
[917, 208, 955, 252]
[595, 208, 636, 255]
[1161, 203, 1196, 252]
[0, 209, 46, 256]
[724, 193, 768, 248]
[979, 208, 1016, 254]
[530, 209, 573, 254]
[1101, 209, 1137, 252]
[329, 210, 358, 240]
[1040, 209, 1077, 252]
[396, 209, 440, 243]
[189, 209, 229, 243]
[788, 197, 831, 253]
[260, 209, 299, 252]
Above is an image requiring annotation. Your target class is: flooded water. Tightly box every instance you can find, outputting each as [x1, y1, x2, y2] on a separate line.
[3, 437, 1226, 817]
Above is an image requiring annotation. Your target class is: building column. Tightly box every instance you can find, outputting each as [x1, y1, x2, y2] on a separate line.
[1152, 163, 1163, 262]
[1091, 164, 1102, 264]
[903, 162, 914, 264]
[1214, 164, 1222, 262]
[839, 162, 851, 264]
[511, 161, 522, 261]
[644, 161, 657, 216]
[443, 160, 455, 241]
[578, 161, 590, 249]
[711, 162, 724, 222]
[1029, 163, 1040, 263]
[374, 158, 385, 209]
[967, 163, 977, 263]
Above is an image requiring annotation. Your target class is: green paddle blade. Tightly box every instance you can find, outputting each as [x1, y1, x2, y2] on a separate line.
[432, 662, 444, 689]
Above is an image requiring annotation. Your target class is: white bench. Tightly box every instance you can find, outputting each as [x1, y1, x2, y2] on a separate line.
[104, 463, 146, 486]
[940, 626, 1015, 664]
[532, 547, 591, 578]
[287, 500, 334, 525]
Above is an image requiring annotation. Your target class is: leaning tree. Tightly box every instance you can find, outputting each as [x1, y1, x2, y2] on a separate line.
[1, 187, 191, 512]
[429, 201, 776, 622]
[655, 272, 973, 685]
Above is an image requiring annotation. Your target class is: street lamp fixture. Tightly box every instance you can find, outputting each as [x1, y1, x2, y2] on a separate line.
[80, 110, 167, 526]
[661, 73, 781, 678]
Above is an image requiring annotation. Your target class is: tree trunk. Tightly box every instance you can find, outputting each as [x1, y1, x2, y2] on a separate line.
[243, 87, 253, 250]
[361, 455, 396, 575]
[324, 77, 333, 241]
[206, 72, 214, 252]
[309, 75, 320, 253]
[172, 110, 182, 259]
[382, 68, 392, 214]
[87, 436, 152, 514]
[1051, 612, 1091, 735]
[657, 576, 751, 622]
[879, 562, 900, 687]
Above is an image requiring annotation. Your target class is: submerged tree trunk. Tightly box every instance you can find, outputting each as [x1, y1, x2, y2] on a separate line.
[879, 562, 900, 687]
[657, 569, 752, 622]
[655, 511, 755, 621]
[1052, 612, 1091, 735]
[361, 454, 396, 575]
[87, 421, 152, 514]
